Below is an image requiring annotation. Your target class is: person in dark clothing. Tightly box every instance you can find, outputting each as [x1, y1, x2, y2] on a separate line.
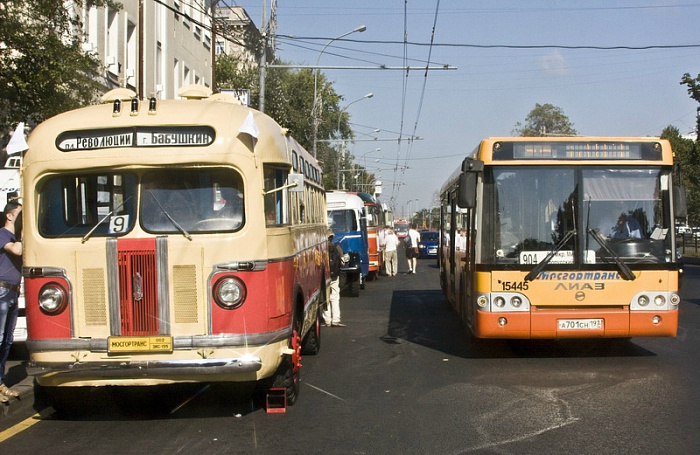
[0, 200, 22, 401]
[323, 229, 346, 327]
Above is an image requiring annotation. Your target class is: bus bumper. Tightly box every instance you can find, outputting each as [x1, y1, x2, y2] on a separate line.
[473, 308, 678, 339]
[26, 334, 289, 387]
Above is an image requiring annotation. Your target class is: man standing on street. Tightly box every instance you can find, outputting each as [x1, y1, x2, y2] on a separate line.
[324, 229, 346, 327]
[0, 201, 22, 402]
[383, 228, 399, 276]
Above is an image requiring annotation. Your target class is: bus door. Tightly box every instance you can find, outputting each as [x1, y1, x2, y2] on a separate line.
[448, 194, 458, 308]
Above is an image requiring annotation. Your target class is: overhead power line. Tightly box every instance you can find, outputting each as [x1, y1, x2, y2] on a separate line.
[276, 35, 700, 51]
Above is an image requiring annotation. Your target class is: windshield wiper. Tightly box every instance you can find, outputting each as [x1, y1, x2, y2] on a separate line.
[586, 228, 636, 281]
[148, 192, 193, 240]
[524, 230, 577, 282]
[81, 196, 133, 244]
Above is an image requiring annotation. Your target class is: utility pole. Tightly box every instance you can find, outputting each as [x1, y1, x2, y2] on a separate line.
[259, 0, 276, 113]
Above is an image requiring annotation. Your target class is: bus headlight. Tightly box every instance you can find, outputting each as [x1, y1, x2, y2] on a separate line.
[510, 296, 522, 308]
[39, 283, 68, 314]
[214, 277, 246, 309]
[477, 296, 488, 308]
[493, 296, 506, 308]
[670, 294, 680, 305]
[637, 295, 650, 307]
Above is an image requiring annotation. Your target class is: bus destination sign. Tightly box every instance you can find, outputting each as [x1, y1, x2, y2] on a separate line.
[57, 126, 215, 151]
[513, 142, 642, 160]
[489, 141, 665, 161]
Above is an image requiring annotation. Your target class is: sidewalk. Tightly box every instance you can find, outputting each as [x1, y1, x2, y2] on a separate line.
[1, 350, 35, 420]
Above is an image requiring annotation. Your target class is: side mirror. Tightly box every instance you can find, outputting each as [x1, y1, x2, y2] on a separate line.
[287, 173, 304, 193]
[674, 185, 687, 218]
[457, 159, 483, 209]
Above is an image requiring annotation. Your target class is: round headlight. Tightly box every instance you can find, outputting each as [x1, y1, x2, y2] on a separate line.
[494, 296, 506, 308]
[39, 284, 67, 314]
[477, 296, 488, 308]
[214, 277, 246, 309]
[670, 294, 680, 305]
[510, 296, 522, 308]
[654, 295, 666, 307]
[637, 295, 650, 307]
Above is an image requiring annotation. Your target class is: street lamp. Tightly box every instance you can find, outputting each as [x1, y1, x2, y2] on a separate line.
[337, 93, 373, 136]
[405, 199, 418, 219]
[335, 93, 373, 189]
[312, 25, 367, 157]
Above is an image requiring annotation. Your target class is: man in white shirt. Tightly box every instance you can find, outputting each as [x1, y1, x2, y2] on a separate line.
[405, 225, 421, 274]
[383, 228, 399, 276]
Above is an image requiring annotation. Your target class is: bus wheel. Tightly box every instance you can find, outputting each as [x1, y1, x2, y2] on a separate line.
[349, 274, 361, 297]
[271, 327, 301, 406]
[301, 309, 321, 355]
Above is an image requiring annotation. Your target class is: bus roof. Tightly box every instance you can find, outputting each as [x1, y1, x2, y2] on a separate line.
[326, 191, 365, 211]
[441, 136, 673, 196]
[468, 137, 672, 164]
[24, 89, 320, 176]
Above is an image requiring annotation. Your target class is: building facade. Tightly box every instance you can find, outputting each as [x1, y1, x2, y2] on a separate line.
[73, 0, 215, 99]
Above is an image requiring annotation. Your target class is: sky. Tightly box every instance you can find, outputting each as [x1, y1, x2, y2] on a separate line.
[229, 1, 700, 218]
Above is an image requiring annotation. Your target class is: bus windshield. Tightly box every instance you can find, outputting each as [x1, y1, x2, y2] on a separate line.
[37, 168, 244, 238]
[141, 169, 244, 234]
[482, 166, 671, 265]
[328, 209, 358, 233]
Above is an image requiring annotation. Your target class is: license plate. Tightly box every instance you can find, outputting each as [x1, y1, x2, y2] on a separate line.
[108, 336, 173, 353]
[557, 319, 603, 330]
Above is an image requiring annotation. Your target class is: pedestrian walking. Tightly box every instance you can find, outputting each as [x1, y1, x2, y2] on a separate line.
[0, 200, 22, 402]
[405, 224, 421, 274]
[383, 228, 399, 276]
[323, 229, 346, 327]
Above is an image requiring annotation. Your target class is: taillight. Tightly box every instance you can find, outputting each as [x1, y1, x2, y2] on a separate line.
[213, 276, 247, 309]
[38, 282, 68, 314]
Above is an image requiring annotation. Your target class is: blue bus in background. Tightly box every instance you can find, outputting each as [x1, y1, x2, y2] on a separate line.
[327, 191, 369, 296]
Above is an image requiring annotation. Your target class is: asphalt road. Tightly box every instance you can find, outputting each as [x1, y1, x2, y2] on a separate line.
[2, 257, 699, 454]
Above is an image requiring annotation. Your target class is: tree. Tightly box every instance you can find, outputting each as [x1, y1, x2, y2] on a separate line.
[0, 0, 119, 141]
[681, 73, 700, 137]
[660, 125, 698, 222]
[216, 57, 355, 190]
[512, 103, 578, 136]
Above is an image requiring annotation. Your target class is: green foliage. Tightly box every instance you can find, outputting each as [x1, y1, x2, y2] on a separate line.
[215, 56, 354, 190]
[681, 73, 700, 141]
[512, 103, 578, 136]
[0, 0, 118, 138]
[660, 125, 698, 221]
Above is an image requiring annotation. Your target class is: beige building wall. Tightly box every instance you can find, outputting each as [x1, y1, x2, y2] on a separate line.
[75, 0, 214, 99]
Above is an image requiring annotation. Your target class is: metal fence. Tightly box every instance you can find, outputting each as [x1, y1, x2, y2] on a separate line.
[677, 233, 700, 257]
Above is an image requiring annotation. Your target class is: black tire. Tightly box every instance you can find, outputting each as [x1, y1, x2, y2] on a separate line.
[349, 274, 361, 297]
[271, 354, 300, 406]
[301, 309, 321, 355]
[268, 310, 302, 407]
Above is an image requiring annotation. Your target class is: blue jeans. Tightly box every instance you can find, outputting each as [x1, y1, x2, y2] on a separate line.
[0, 287, 19, 384]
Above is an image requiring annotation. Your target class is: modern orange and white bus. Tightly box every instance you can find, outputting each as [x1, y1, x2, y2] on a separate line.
[22, 85, 328, 410]
[440, 137, 682, 339]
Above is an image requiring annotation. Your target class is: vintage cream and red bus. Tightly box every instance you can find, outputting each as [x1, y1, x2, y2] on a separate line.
[440, 137, 682, 339]
[22, 86, 328, 409]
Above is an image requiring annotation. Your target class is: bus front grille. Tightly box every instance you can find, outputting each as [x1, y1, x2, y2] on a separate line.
[117, 241, 159, 335]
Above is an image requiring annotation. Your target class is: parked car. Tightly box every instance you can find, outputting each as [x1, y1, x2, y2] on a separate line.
[418, 230, 439, 258]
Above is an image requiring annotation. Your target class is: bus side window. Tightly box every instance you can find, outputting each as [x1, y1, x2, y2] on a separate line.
[264, 166, 288, 226]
